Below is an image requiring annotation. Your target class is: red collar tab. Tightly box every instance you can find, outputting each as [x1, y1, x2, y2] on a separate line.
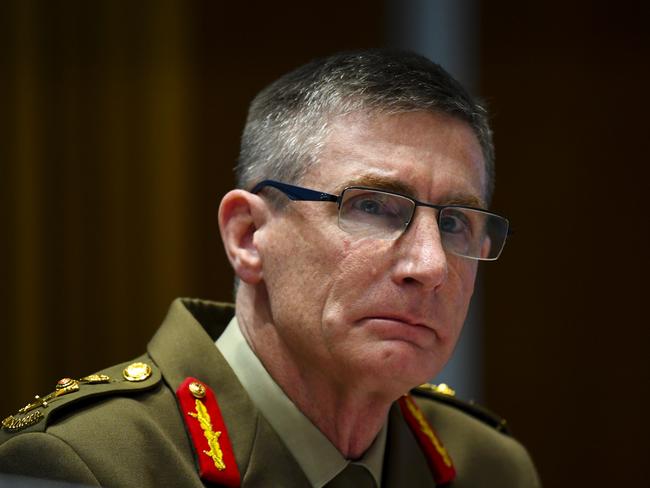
[399, 394, 456, 485]
[176, 377, 241, 487]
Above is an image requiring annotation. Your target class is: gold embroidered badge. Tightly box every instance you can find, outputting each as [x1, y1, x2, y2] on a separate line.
[404, 395, 453, 467]
[188, 398, 226, 471]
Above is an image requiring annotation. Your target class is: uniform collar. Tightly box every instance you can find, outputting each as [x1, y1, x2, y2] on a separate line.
[147, 298, 435, 487]
[216, 316, 387, 488]
[147, 298, 312, 487]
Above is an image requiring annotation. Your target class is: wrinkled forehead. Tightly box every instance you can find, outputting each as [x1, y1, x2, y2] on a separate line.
[304, 110, 488, 205]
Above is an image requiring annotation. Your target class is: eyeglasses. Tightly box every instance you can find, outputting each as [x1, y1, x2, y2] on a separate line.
[251, 179, 510, 261]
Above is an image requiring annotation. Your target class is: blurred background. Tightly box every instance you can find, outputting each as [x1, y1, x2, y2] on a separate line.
[1, 1, 648, 486]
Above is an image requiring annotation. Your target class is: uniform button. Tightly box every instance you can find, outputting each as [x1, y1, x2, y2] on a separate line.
[189, 381, 206, 398]
[122, 362, 152, 382]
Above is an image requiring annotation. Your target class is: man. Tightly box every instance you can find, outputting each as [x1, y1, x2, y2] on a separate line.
[0, 49, 540, 487]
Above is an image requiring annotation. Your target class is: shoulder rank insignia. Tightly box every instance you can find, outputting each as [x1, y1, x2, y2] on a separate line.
[2, 374, 111, 433]
[176, 377, 240, 487]
[1, 358, 161, 439]
[399, 394, 456, 485]
[414, 383, 511, 435]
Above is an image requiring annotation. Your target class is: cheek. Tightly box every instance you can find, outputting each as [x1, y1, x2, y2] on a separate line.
[446, 259, 479, 320]
[336, 240, 384, 280]
[332, 236, 392, 280]
[461, 261, 479, 299]
[258, 217, 348, 315]
[320, 239, 396, 323]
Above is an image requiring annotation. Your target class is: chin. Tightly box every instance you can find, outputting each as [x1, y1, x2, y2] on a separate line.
[362, 342, 444, 393]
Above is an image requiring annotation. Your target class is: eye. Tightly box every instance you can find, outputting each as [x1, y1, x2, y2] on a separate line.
[355, 198, 384, 215]
[339, 189, 415, 238]
[348, 193, 404, 218]
[439, 210, 471, 234]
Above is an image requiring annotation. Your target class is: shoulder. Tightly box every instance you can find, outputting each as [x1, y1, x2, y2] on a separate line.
[410, 383, 542, 487]
[411, 383, 510, 434]
[0, 356, 175, 483]
[1, 356, 162, 441]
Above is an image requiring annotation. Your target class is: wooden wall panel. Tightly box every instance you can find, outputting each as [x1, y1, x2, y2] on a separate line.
[0, 0, 384, 416]
[480, 2, 650, 486]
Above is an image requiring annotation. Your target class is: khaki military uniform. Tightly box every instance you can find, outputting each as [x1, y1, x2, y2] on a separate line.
[0, 298, 541, 487]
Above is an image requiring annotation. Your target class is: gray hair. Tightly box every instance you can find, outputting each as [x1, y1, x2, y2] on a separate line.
[236, 49, 495, 203]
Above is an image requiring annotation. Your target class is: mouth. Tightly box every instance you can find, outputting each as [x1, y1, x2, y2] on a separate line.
[365, 314, 429, 329]
[359, 315, 437, 344]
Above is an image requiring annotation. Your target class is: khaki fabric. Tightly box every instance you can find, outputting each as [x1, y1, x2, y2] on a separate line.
[217, 316, 386, 488]
[0, 298, 541, 487]
[326, 464, 376, 488]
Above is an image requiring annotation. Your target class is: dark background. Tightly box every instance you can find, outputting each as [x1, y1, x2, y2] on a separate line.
[1, 1, 648, 486]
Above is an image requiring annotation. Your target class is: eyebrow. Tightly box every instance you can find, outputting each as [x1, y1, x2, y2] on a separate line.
[340, 174, 417, 196]
[339, 174, 487, 209]
[442, 194, 486, 209]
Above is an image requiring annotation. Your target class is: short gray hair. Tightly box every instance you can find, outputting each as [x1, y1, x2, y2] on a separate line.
[236, 49, 495, 203]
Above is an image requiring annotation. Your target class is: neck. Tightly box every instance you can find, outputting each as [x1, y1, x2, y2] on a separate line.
[236, 285, 394, 459]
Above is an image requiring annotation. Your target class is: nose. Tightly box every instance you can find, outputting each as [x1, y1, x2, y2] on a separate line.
[391, 210, 448, 291]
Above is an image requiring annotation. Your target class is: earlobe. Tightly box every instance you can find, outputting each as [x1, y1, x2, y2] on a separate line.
[218, 190, 267, 284]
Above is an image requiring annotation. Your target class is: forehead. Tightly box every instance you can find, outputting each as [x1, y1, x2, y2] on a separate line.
[304, 111, 488, 206]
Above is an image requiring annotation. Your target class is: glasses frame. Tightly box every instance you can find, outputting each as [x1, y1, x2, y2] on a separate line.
[250, 179, 511, 260]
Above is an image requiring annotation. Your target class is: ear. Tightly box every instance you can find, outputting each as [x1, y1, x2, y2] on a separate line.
[218, 190, 268, 284]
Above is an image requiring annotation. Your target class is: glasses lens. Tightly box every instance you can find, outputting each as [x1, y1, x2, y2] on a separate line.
[339, 188, 414, 239]
[338, 188, 509, 261]
[439, 207, 509, 260]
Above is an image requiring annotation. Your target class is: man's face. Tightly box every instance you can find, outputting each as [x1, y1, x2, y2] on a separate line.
[254, 110, 486, 395]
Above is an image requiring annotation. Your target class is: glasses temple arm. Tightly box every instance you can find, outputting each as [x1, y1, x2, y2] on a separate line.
[251, 180, 338, 202]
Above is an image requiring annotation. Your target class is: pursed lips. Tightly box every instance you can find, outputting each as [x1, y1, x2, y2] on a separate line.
[361, 314, 437, 336]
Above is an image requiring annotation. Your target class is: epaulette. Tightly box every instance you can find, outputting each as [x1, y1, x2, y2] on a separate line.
[1, 356, 161, 442]
[412, 383, 511, 435]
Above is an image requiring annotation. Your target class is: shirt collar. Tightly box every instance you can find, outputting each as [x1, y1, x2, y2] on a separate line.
[216, 316, 386, 488]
